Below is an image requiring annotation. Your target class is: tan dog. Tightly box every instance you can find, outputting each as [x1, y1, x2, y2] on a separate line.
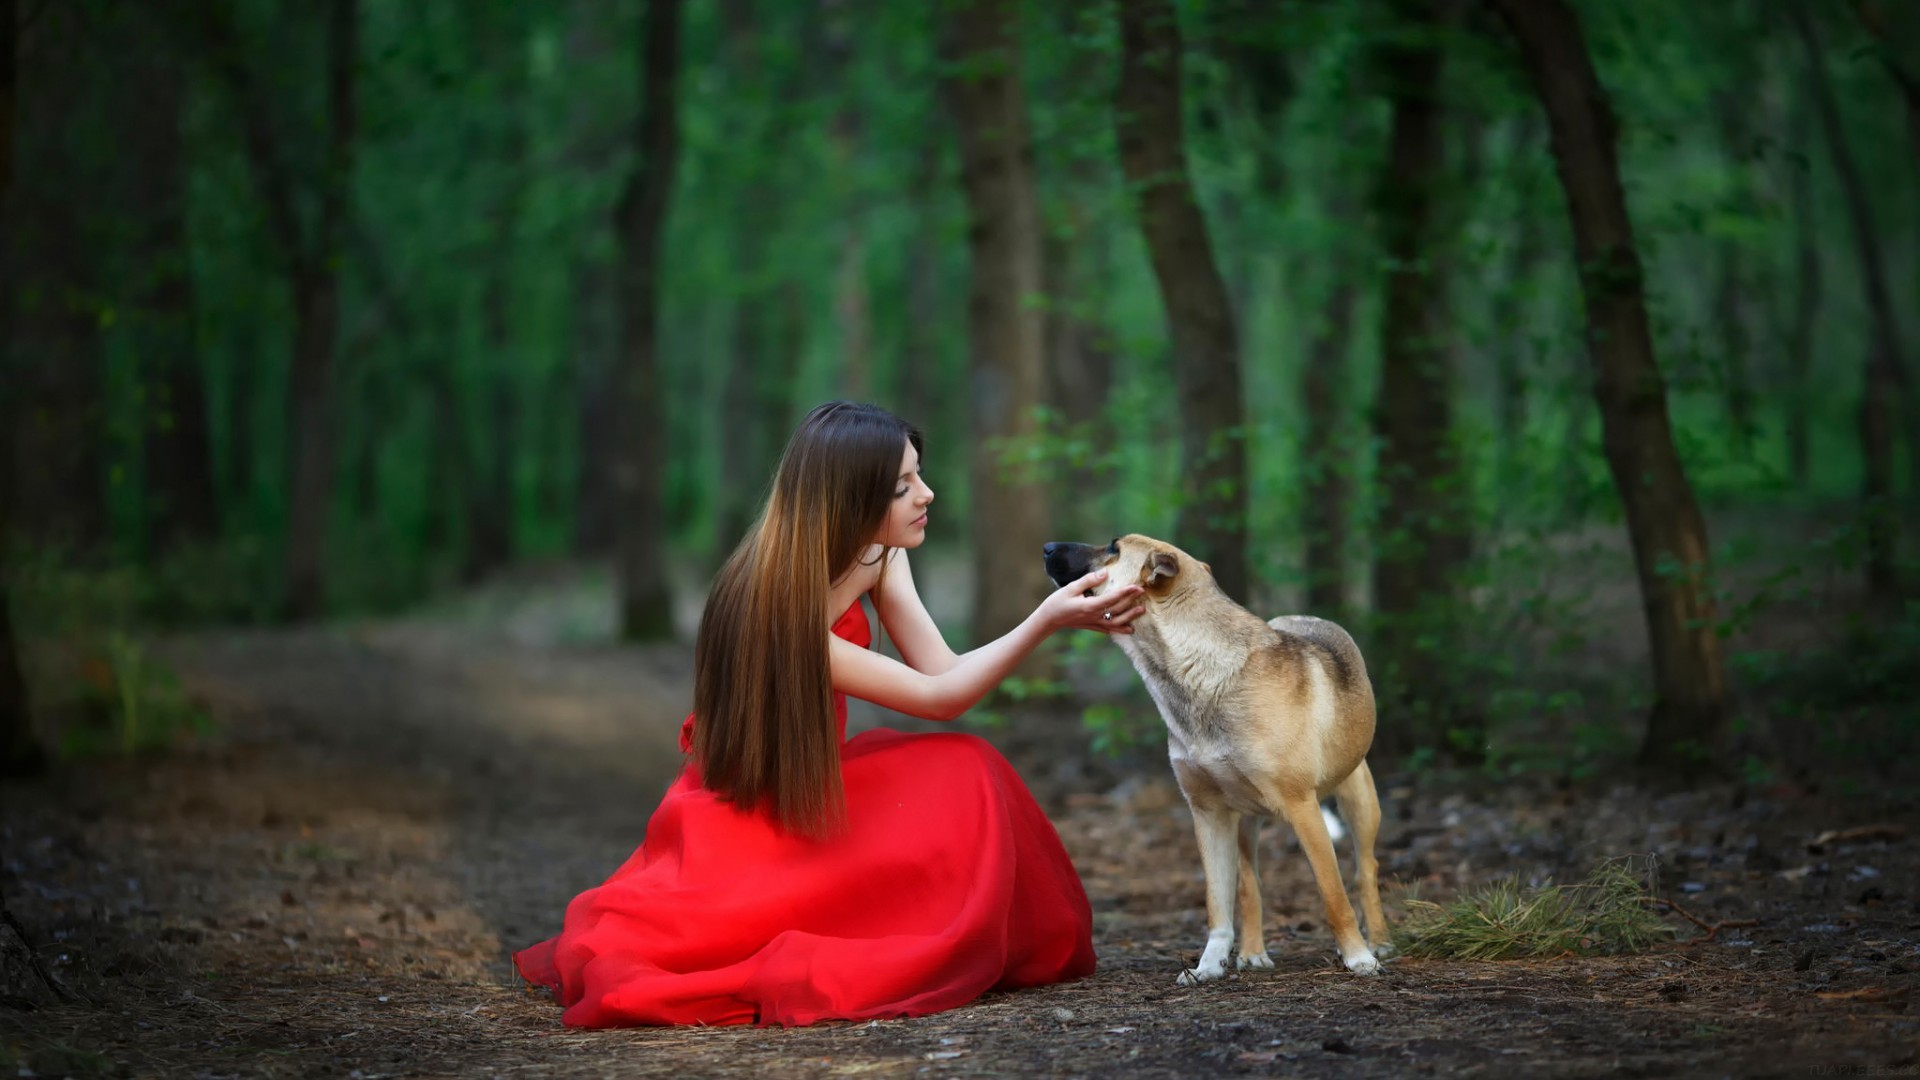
[1043, 534, 1388, 979]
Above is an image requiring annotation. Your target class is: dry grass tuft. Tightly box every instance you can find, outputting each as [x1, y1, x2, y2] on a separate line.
[1390, 858, 1677, 961]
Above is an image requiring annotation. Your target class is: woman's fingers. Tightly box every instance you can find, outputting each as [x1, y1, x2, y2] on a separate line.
[1103, 603, 1145, 633]
[1080, 587, 1143, 634]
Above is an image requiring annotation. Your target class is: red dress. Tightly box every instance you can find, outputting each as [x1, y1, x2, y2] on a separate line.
[513, 602, 1096, 1027]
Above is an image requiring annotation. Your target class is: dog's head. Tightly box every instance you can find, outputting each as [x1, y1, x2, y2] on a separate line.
[1042, 534, 1215, 605]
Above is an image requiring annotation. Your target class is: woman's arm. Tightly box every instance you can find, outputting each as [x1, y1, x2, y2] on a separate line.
[870, 549, 960, 675]
[830, 569, 1142, 721]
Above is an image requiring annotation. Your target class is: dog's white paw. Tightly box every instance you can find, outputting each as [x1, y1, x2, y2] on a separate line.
[1371, 940, 1398, 959]
[1343, 948, 1380, 975]
[1176, 959, 1228, 986]
[1235, 951, 1274, 971]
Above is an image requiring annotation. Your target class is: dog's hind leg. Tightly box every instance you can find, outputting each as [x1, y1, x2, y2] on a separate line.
[1277, 792, 1379, 974]
[1234, 816, 1273, 970]
[1333, 759, 1388, 951]
[1177, 806, 1242, 985]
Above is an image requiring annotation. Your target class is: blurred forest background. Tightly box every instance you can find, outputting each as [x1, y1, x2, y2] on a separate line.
[1, 0, 1916, 785]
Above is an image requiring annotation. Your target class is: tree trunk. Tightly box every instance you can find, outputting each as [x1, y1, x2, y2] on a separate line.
[1793, 3, 1908, 598]
[1708, 52, 1762, 454]
[941, 0, 1055, 651]
[1851, 0, 1920, 171]
[1114, 0, 1249, 604]
[899, 141, 946, 435]
[571, 258, 619, 554]
[715, 271, 801, 555]
[1300, 272, 1358, 618]
[1297, 101, 1370, 621]
[614, 0, 683, 642]
[463, 26, 529, 584]
[821, 0, 871, 402]
[1488, 0, 1731, 772]
[1710, 242, 1757, 451]
[1492, 122, 1545, 482]
[134, 44, 217, 553]
[11, 5, 103, 554]
[1784, 94, 1822, 490]
[280, 0, 358, 621]
[1, 0, 43, 777]
[421, 376, 464, 555]
[1042, 195, 1116, 541]
[1371, 0, 1475, 756]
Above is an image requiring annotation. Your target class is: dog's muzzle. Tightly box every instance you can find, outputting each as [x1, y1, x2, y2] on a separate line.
[1042, 541, 1104, 589]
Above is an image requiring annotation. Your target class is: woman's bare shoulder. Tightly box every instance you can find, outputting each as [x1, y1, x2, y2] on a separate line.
[828, 547, 889, 620]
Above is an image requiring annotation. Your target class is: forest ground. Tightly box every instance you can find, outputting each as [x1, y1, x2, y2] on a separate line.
[2, 553, 1917, 1079]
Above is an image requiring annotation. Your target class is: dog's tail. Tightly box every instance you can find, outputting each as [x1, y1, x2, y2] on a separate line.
[1321, 802, 1347, 844]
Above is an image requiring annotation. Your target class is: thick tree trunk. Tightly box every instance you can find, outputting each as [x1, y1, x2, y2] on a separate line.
[1114, 0, 1249, 604]
[613, 0, 683, 642]
[1, 0, 43, 777]
[941, 0, 1055, 650]
[1793, 3, 1908, 597]
[282, 0, 358, 621]
[1489, 0, 1731, 771]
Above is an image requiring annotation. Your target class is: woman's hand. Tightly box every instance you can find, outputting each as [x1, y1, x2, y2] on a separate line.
[1038, 570, 1146, 635]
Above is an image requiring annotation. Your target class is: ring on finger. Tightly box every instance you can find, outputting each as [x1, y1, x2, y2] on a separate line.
[1102, 611, 1113, 622]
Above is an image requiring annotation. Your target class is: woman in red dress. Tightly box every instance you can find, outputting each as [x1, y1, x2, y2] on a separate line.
[515, 401, 1146, 1027]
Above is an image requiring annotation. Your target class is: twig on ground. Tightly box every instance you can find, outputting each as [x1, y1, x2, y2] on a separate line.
[1809, 824, 1908, 848]
[1641, 896, 1761, 942]
[0, 899, 97, 1005]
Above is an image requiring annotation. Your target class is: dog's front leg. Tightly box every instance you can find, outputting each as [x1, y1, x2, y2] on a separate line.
[1178, 806, 1242, 986]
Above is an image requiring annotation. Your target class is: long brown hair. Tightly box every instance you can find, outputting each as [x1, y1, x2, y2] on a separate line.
[691, 401, 922, 837]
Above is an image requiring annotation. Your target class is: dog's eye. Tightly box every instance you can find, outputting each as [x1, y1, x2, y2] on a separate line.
[1107, 537, 1120, 554]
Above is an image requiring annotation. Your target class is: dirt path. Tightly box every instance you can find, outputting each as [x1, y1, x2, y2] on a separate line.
[3, 598, 1917, 1077]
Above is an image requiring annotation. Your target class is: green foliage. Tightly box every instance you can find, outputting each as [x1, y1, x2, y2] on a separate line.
[12, 0, 1913, 781]
[59, 633, 213, 761]
[1391, 859, 1678, 961]
[6, 544, 216, 761]
[1079, 700, 1164, 759]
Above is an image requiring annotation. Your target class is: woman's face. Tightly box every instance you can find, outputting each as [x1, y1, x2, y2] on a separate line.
[874, 438, 934, 549]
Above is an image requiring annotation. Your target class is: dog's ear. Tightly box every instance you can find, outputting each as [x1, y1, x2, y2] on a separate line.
[1146, 551, 1179, 586]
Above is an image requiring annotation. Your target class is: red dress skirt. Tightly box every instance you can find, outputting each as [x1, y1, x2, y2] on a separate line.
[513, 602, 1096, 1027]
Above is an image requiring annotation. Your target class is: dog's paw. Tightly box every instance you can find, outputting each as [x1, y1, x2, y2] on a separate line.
[1175, 960, 1228, 986]
[1370, 940, 1398, 959]
[1342, 948, 1380, 975]
[1235, 951, 1274, 971]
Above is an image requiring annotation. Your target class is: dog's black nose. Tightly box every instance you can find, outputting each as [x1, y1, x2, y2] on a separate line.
[1043, 542, 1062, 558]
